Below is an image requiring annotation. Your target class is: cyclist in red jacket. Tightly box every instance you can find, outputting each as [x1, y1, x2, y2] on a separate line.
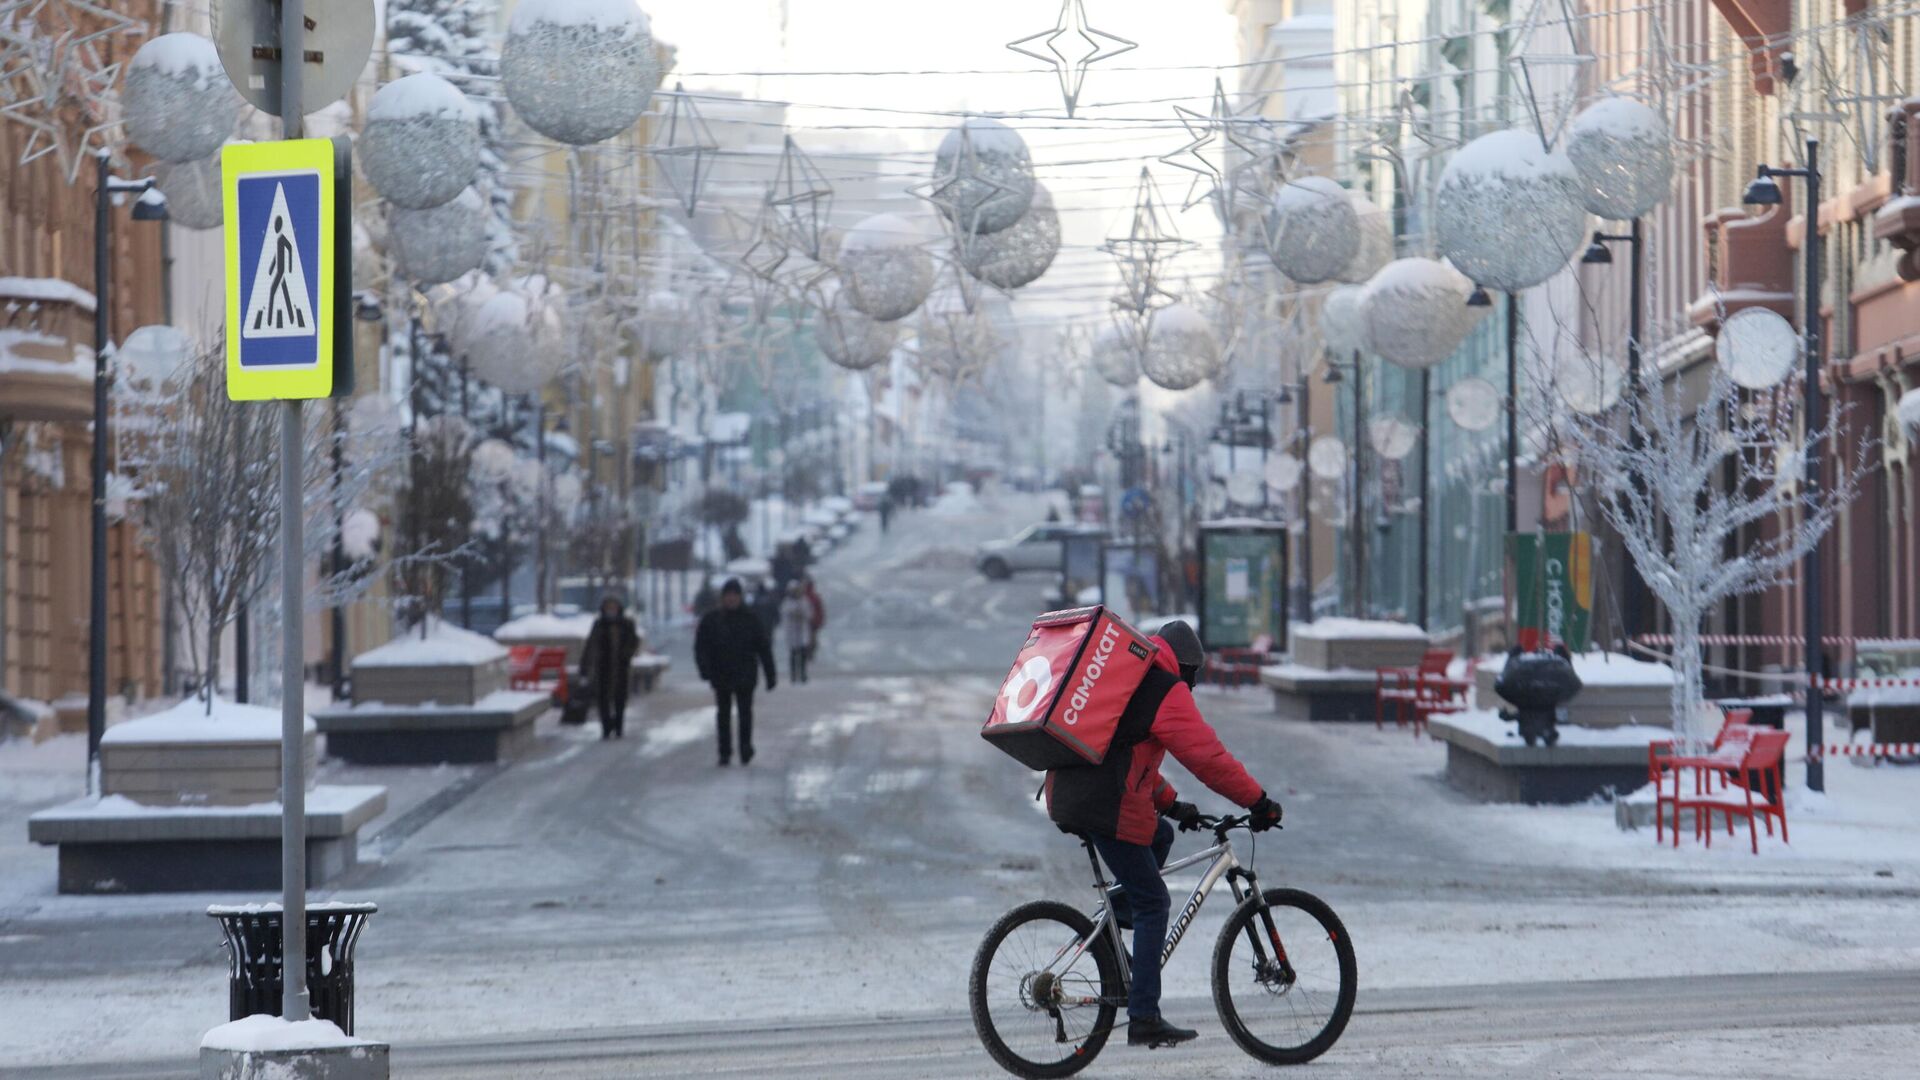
[1044, 619, 1282, 1049]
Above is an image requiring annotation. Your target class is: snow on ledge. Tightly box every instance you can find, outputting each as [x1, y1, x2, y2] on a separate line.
[354, 619, 507, 667]
[201, 1014, 372, 1052]
[1293, 617, 1428, 640]
[1482, 650, 1676, 687]
[101, 696, 312, 746]
[1441, 708, 1670, 748]
[493, 611, 597, 641]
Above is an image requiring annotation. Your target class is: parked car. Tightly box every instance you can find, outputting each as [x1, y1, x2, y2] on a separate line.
[975, 524, 1076, 580]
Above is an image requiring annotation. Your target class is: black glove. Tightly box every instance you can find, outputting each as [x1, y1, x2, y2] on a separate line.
[1164, 801, 1203, 831]
[1248, 794, 1283, 832]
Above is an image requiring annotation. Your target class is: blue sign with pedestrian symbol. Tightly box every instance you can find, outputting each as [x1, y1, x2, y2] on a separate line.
[222, 139, 340, 400]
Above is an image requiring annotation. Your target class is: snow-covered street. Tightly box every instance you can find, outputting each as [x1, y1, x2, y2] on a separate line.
[6, 490, 1920, 1076]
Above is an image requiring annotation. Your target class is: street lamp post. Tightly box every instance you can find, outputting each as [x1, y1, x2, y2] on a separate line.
[87, 154, 166, 785]
[1582, 221, 1648, 648]
[1744, 139, 1826, 792]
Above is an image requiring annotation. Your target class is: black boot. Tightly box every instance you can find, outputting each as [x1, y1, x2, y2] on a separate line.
[1127, 1017, 1198, 1048]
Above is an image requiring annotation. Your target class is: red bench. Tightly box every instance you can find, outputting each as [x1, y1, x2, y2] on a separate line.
[1204, 635, 1273, 688]
[1377, 650, 1454, 733]
[507, 645, 569, 690]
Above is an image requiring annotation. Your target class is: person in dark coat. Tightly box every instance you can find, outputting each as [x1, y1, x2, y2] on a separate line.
[878, 494, 894, 533]
[750, 580, 781, 636]
[694, 579, 776, 765]
[580, 596, 640, 739]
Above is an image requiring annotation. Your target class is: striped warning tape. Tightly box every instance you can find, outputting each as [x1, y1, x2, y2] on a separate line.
[1635, 634, 1920, 647]
[1816, 676, 1920, 691]
[1809, 743, 1920, 759]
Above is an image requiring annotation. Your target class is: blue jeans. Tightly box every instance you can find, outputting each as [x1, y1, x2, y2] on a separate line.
[1091, 819, 1175, 1021]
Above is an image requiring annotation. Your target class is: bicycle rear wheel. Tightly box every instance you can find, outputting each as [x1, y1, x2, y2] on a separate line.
[1211, 887, 1356, 1064]
[969, 900, 1121, 1079]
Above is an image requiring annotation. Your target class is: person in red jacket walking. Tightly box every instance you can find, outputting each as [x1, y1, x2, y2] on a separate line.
[1044, 619, 1282, 1049]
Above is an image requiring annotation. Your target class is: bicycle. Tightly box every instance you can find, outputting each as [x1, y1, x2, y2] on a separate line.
[968, 814, 1356, 1078]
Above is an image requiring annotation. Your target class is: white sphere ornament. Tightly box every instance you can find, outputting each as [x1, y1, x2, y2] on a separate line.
[118, 325, 193, 389]
[390, 189, 488, 285]
[1320, 285, 1368, 357]
[839, 214, 935, 323]
[1446, 377, 1502, 432]
[1897, 387, 1920, 432]
[1433, 128, 1587, 292]
[933, 117, 1035, 235]
[363, 74, 481, 210]
[123, 33, 238, 163]
[467, 288, 564, 394]
[1338, 193, 1394, 283]
[1368, 415, 1419, 460]
[633, 289, 695, 361]
[1361, 258, 1486, 369]
[1090, 325, 1140, 387]
[1227, 469, 1263, 506]
[1139, 304, 1220, 391]
[1718, 307, 1800, 390]
[1557, 353, 1626, 415]
[1308, 435, 1349, 480]
[816, 287, 897, 371]
[1265, 177, 1358, 285]
[962, 183, 1060, 290]
[1565, 97, 1674, 220]
[1265, 452, 1303, 492]
[501, 0, 662, 146]
[151, 153, 224, 230]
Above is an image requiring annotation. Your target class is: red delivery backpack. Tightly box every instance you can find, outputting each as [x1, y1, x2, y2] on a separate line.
[982, 606, 1159, 770]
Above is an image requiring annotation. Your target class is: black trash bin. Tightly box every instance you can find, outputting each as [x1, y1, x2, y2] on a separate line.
[208, 902, 376, 1034]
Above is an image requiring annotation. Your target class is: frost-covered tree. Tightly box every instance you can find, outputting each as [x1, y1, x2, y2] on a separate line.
[393, 415, 477, 628]
[1564, 363, 1864, 752]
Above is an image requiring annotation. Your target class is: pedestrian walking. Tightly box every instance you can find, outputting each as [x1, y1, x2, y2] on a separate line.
[751, 579, 781, 636]
[781, 581, 813, 684]
[579, 596, 640, 739]
[694, 579, 777, 766]
[802, 576, 826, 664]
[878, 493, 893, 533]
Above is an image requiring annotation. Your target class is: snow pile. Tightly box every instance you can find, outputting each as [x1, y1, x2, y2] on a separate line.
[354, 620, 507, 667]
[200, 1014, 371, 1052]
[494, 611, 597, 642]
[0, 328, 88, 378]
[0, 276, 97, 312]
[340, 508, 381, 560]
[127, 31, 224, 88]
[1294, 617, 1428, 640]
[841, 212, 929, 253]
[1483, 650, 1675, 687]
[1441, 708, 1669, 748]
[100, 696, 312, 745]
[368, 71, 472, 121]
[1849, 670, 1920, 708]
[938, 116, 1029, 158]
[510, 0, 650, 35]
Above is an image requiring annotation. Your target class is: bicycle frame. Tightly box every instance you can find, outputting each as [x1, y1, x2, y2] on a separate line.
[1039, 832, 1276, 1006]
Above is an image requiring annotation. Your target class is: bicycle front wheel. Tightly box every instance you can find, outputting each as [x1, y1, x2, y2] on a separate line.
[969, 900, 1121, 1079]
[1211, 887, 1356, 1064]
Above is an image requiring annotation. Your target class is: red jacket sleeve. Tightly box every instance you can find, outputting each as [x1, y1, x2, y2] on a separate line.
[1150, 682, 1265, 808]
[1152, 777, 1178, 812]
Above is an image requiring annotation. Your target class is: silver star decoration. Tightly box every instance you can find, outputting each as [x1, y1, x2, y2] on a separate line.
[1504, 0, 1595, 150]
[729, 203, 793, 325]
[0, 0, 141, 181]
[1101, 167, 1195, 316]
[1606, 16, 1720, 166]
[1158, 77, 1283, 220]
[1006, 0, 1136, 118]
[911, 119, 1015, 239]
[650, 83, 718, 217]
[1814, 20, 1907, 173]
[768, 134, 833, 262]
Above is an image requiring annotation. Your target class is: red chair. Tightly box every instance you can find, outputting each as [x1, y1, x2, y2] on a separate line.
[1408, 660, 1475, 737]
[1206, 635, 1273, 688]
[1648, 714, 1777, 851]
[507, 645, 540, 689]
[508, 645, 569, 690]
[1377, 650, 1453, 731]
[1678, 730, 1790, 854]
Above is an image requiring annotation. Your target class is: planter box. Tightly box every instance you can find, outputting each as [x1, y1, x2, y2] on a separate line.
[494, 612, 602, 666]
[102, 730, 316, 807]
[314, 690, 547, 765]
[1430, 715, 1655, 805]
[1475, 658, 1673, 729]
[350, 659, 505, 708]
[28, 785, 386, 894]
[1290, 619, 1428, 672]
[1260, 664, 1379, 723]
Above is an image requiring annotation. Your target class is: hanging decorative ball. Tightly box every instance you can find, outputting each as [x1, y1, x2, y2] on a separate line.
[1139, 303, 1220, 391]
[1264, 452, 1303, 492]
[1557, 352, 1626, 415]
[362, 73, 481, 210]
[1360, 257, 1486, 369]
[1265, 176, 1358, 285]
[932, 117, 1036, 235]
[1090, 324, 1141, 387]
[816, 285, 898, 371]
[467, 287, 564, 394]
[118, 324, 193, 390]
[916, 289, 994, 381]
[632, 288, 695, 361]
[501, 0, 662, 146]
[1226, 468, 1263, 506]
[389, 188, 488, 286]
[1718, 307, 1799, 390]
[123, 32, 238, 163]
[1319, 284, 1368, 357]
[839, 213, 935, 322]
[1338, 192, 1394, 283]
[1898, 386, 1920, 432]
[1368, 415, 1419, 460]
[150, 151, 225, 230]
[962, 182, 1060, 289]
[1433, 128, 1587, 292]
[438, 274, 500, 356]
[1446, 377, 1502, 432]
[1565, 97, 1674, 220]
[1307, 435, 1349, 480]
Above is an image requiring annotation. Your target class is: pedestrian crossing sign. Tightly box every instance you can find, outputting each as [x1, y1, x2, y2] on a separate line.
[223, 139, 345, 400]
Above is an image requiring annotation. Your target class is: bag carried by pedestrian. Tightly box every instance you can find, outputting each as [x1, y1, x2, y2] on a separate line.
[557, 673, 593, 726]
[980, 605, 1159, 770]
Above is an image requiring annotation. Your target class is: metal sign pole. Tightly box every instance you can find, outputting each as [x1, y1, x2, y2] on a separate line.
[277, 0, 309, 1025]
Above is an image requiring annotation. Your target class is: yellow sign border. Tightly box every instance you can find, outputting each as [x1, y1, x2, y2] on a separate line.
[222, 139, 335, 401]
